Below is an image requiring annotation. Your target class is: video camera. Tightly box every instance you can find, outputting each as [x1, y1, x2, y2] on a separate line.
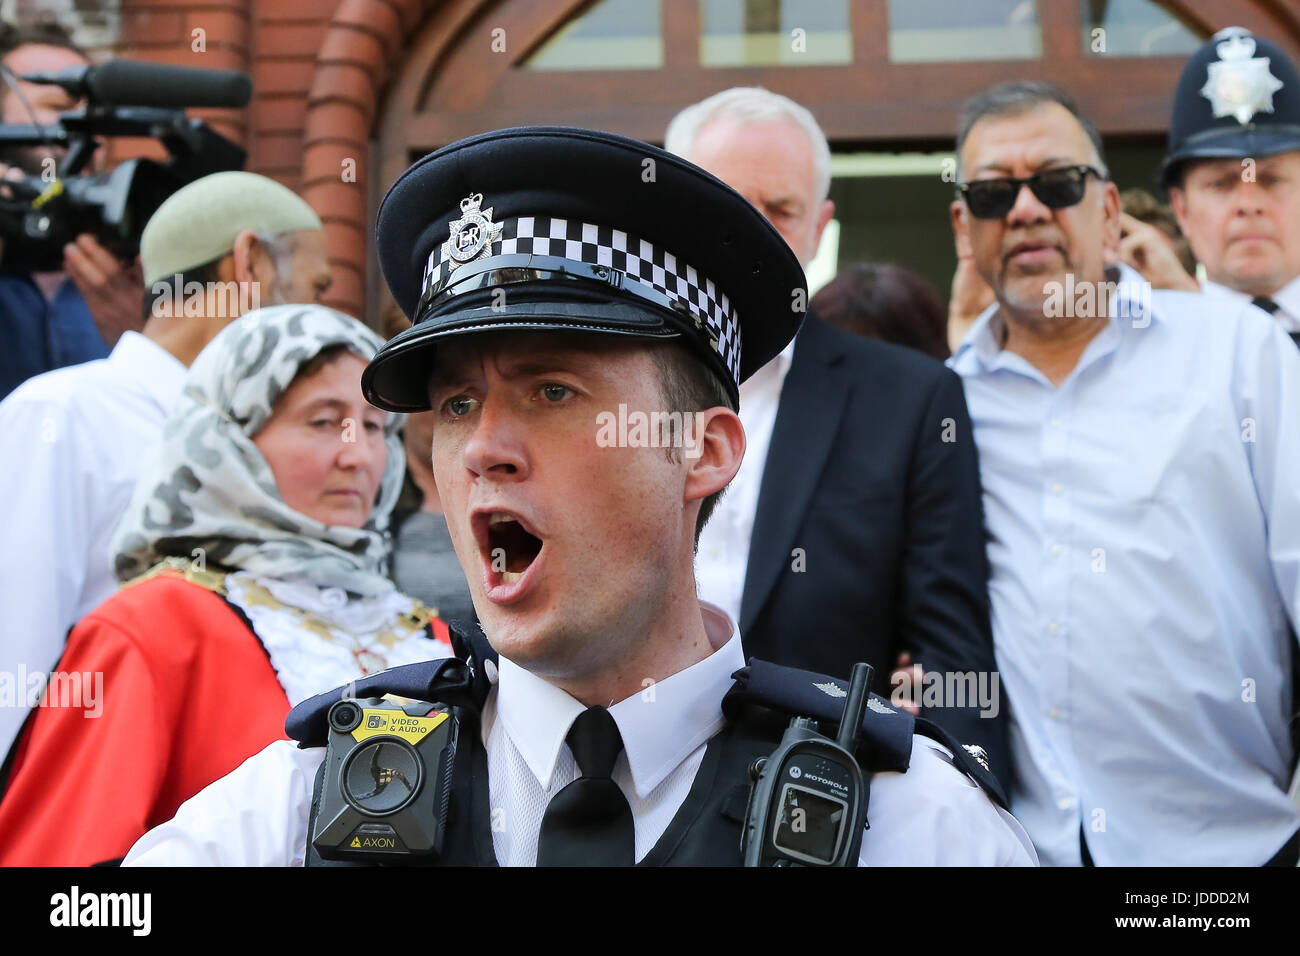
[0, 58, 251, 272]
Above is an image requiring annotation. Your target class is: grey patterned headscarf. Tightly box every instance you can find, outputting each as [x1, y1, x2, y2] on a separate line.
[111, 304, 406, 597]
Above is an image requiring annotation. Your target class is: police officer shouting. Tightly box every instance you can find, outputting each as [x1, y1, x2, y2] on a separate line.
[1160, 27, 1300, 340]
[123, 127, 1034, 867]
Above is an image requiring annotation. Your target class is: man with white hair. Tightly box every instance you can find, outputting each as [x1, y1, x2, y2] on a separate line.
[665, 88, 1006, 780]
[0, 171, 330, 761]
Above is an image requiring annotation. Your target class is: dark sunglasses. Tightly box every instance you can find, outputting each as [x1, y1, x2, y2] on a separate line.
[957, 165, 1106, 220]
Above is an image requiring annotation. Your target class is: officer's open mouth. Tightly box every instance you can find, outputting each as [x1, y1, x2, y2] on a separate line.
[479, 512, 544, 583]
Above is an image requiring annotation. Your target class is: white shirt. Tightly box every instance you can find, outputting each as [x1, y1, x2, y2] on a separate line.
[949, 264, 1300, 866]
[0, 333, 185, 757]
[695, 340, 796, 623]
[1203, 275, 1300, 332]
[122, 604, 1036, 866]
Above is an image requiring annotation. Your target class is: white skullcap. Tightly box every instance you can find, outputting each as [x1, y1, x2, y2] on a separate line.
[140, 171, 322, 285]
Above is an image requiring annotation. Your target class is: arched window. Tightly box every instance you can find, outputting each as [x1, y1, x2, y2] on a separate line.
[1081, 0, 1203, 56]
[524, 0, 664, 70]
[889, 0, 1043, 63]
[699, 0, 851, 66]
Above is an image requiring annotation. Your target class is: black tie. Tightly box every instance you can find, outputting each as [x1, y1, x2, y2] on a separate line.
[536, 706, 635, 866]
[1249, 297, 1300, 347]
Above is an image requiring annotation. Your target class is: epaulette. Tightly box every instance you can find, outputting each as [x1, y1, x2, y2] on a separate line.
[723, 659, 914, 771]
[723, 658, 1009, 810]
[285, 619, 494, 748]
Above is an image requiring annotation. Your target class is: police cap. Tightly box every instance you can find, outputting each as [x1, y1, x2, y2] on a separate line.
[363, 126, 806, 412]
[1161, 27, 1300, 187]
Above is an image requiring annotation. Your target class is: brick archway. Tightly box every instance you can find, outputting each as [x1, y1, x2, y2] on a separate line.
[299, 0, 585, 321]
[297, 0, 433, 319]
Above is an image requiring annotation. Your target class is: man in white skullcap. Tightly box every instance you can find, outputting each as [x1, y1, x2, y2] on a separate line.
[0, 171, 330, 761]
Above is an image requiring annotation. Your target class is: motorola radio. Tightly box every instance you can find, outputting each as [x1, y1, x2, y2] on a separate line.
[741, 662, 874, 866]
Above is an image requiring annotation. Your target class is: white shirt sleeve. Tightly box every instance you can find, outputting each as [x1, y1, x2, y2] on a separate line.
[123, 740, 324, 867]
[859, 736, 1039, 866]
[125, 735, 1037, 867]
[0, 388, 94, 756]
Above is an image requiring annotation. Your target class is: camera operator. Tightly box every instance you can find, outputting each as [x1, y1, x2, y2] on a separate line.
[0, 18, 146, 399]
[0, 170, 330, 763]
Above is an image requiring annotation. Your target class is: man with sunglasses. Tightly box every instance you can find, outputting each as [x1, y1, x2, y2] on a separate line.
[948, 81, 1300, 866]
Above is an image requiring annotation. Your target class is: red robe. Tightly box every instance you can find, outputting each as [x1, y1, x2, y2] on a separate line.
[0, 570, 449, 865]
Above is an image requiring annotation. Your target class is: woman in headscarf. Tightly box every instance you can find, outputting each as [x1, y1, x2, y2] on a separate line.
[0, 304, 452, 866]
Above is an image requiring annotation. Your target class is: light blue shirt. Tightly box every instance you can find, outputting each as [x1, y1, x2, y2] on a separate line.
[949, 264, 1300, 866]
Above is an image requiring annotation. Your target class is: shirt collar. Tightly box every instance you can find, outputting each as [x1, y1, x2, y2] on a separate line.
[495, 601, 742, 798]
[1204, 274, 1300, 330]
[948, 297, 1003, 373]
[950, 263, 1160, 374]
[743, 338, 797, 396]
[1270, 274, 1300, 319]
[108, 332, 188, 412]
[776, 337, 797, 368]
[1201, 277, 1255, 308]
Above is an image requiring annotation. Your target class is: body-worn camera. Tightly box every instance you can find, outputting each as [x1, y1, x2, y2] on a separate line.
[311, 696, 458, 861]
[742, 663, 874, 867]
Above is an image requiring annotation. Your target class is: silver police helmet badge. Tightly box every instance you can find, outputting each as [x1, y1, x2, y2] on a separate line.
[1200, 27, 1285, 126]
[444, 193, 503, 266]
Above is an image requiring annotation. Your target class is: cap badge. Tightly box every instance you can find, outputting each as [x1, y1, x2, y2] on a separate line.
[444, 193, 503, 265]
[1200, 28, 1284, 126]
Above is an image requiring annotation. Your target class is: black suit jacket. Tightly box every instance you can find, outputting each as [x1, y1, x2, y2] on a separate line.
[737, 313, 1007, 779]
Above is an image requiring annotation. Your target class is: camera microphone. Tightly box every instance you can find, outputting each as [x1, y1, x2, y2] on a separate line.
[21, 59, 252, 109]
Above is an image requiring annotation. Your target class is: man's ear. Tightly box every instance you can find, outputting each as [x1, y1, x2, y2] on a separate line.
[1100, 180, 1122, 264]
[1166, 185, 1209, 268]
[951, 199, 973, 258]
[1168, 186, 1190, 235]
[812, 198, 835, 252]
[230, 229, 276, 289]
[683, 406, 745, 506]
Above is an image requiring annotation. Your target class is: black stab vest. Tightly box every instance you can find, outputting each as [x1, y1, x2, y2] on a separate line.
[294, 622, 1007, 867]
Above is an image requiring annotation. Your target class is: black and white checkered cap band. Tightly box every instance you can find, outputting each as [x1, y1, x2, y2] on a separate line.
[420, 215, 741, 385]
